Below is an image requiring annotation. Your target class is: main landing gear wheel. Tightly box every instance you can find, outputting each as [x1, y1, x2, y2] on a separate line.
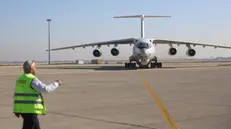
[150, 62, 162, 68]
[125, 62, 136, 69]
[150, 56, 162, 68]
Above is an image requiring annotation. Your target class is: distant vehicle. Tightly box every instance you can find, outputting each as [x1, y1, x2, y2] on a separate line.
[48, 15, 231, 69]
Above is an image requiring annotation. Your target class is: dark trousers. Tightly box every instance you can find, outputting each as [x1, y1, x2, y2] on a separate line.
[21, 114, 41, 129]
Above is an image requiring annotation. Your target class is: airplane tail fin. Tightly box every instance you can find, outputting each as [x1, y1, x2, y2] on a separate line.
[113, 15, 171, 38]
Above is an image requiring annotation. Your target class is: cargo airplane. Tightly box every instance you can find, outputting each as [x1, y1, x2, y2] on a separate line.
[48, 15, 231, 69]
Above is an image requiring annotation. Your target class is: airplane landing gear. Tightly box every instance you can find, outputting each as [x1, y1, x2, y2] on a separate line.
[124, 56, 163, 69]
[125, 62, 137, 69]
[150, 56, 162, 68]
[150, 62, 162, 68]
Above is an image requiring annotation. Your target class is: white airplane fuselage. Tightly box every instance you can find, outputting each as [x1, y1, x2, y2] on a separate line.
[130, 38, 156, 66]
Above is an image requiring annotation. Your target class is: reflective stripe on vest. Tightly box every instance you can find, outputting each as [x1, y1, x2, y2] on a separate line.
[14, 100, 43, 104]
[14, 93, 41, 97]
[14, 93, 42, 98]
[14, 93, 42, 104]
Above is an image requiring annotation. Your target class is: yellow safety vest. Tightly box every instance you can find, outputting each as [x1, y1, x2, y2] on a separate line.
[13, 73, 46, 115]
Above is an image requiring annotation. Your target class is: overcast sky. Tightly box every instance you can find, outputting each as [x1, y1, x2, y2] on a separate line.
[1, 0, 231, 61]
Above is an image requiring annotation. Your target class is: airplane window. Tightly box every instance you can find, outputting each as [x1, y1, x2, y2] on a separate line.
[136, 42, 149, 49]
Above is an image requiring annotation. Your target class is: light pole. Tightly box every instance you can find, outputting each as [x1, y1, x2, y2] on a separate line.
[46, 18, 51, 65]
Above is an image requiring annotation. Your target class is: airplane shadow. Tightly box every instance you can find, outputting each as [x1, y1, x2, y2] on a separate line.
[37, 63, 231, 71]
[37, 65, 179, 71]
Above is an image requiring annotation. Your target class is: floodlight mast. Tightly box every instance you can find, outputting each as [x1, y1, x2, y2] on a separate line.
[113, 15, 171, 38]
[46, 18, 52, 65]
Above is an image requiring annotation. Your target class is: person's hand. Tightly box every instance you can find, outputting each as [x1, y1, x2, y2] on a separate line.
[56, 80, 62, 85]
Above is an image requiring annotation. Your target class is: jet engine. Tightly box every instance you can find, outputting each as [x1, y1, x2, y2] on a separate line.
[186, 48, 196, 57]
[168, 47, 177, 55]
[110, 48, 119, 56]
[93, 49, 102, 57]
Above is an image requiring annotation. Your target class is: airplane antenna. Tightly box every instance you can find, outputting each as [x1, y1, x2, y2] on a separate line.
[113, 15, 171, 38]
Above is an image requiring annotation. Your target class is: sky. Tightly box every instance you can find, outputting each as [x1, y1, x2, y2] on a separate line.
[1, 0, 231, 62]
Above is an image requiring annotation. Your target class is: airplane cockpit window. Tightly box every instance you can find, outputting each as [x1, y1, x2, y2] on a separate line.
[136, 42, 150, 49]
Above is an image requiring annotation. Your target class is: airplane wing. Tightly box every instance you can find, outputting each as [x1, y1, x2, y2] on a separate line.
[153, 39, 231, 49]
[47, 38, 136, 51]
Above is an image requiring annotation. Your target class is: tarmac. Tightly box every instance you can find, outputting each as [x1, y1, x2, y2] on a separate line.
[1, 61, 231, 129]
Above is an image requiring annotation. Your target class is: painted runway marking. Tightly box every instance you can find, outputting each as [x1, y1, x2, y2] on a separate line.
[138, 70, 179, 129]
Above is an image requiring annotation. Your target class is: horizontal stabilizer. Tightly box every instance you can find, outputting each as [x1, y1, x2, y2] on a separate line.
[113, 14, 171, 38]
[113, 15, 171, 18]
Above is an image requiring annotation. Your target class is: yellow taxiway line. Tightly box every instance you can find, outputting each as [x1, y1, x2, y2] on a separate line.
[138, 70, 179, 129]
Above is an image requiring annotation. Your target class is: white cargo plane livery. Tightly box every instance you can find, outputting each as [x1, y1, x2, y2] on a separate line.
[48, 15, 231, 69]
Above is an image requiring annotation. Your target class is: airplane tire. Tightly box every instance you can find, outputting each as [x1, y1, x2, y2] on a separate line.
[125, 63, 128, 68]
[145, 65, 149, 69]
[151, 63, 156, 68]
[132, 63, 136, 68]
[125, 63, 136, 69]
[151, 63, 154, 68]
[151, 63, 162, 68]
[157, 63, 162, 68]
[130, 63, 136, 69]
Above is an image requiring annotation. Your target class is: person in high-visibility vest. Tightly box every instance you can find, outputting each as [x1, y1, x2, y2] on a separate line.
[13, 60, 62, 129]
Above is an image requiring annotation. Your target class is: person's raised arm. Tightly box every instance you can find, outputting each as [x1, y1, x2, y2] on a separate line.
[31, 79, 62, 93]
